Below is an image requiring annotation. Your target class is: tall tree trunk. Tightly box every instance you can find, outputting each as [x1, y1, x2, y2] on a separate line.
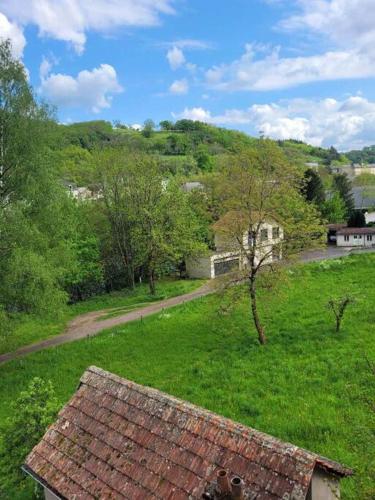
[249, 276, 266, 345]
[149, 268, 156, 295]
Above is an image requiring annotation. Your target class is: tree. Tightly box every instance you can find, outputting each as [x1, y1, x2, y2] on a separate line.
[194, 144, 214, 172]
[321, 192, 347, 223]
[327, 296, 355, 332]
[302, 168, 325, 206]
[0, 378, 58, 496]
[115, 154, 205, 294]
[159, 120, 173, 131]
[332, 173, 355, 216]
[142, 119, 155, 138]
[213, 141, 324, 344]
[97, 151, 206, 294]
[348, 210, 366, 228]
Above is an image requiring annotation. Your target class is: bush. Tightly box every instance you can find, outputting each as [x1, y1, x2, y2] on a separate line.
[0, 378, 58, 497]
[2, 249, 67, 315]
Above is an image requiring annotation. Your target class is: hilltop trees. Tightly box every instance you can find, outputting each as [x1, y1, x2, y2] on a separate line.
[214, 141, 323, 344]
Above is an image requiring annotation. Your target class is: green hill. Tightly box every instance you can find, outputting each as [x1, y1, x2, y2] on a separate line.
[56, 120, 348, 185]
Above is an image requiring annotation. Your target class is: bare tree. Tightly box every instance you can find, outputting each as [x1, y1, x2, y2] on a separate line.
[327, 296, 355, 332]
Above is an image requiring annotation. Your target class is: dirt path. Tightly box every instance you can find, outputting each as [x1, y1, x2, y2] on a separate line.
[1, 246, 374, 365]
[0, 284, 212, 365]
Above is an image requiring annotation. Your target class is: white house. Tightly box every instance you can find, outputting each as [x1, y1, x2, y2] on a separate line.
[186, 217, 283, 279]
[336, 227, 375, 248]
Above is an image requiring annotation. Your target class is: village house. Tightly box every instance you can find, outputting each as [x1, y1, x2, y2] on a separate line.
[24, 366, 352, 500]
[336, 227, 375, 248]
[186, 215, 283, 279]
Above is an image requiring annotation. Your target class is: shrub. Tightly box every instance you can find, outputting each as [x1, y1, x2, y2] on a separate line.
[0, 378, 58, 496]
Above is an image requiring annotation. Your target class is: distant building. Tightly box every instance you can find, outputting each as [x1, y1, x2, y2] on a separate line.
[24, 366, 352, 500]
[186, 215, 283, 279]
[336, 227, 375, 248]
[181, 181, 204, 193]
[330, 164, 375, 178]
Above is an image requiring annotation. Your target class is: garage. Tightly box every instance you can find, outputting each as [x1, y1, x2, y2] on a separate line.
[214, 257, 239, 277]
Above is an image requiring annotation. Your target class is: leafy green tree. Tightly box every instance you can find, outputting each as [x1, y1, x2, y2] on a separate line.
[1, 248, 67, 315]
[194, 144, 214, 172]
[159, 120, 173, 131]
[0, 378, 58, 496]
[332, 173, 355, 216]
[321, 193, 347, 223]
[142, 119, 156, 138]
[214, 141, 324, 344]
[302, 168, 325, 206]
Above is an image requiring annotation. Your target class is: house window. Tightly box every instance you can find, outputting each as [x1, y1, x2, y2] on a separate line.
[344, 235, 349, 242]
[260, 229, 268, 242]
[272, 227, 280, 239]
[354, 235, 358, 239]
[367, 235, 373, 241]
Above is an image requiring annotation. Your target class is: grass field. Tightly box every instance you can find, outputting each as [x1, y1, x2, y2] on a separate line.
[0, 255, 374, 498]
[0, 278, 204, 355]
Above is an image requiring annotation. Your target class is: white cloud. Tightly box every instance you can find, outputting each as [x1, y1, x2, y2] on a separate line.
[167, 46, 185, 70]
[40, 64, 123, 113]
[173, 96, 375, 150]
[205, 43, 375, 91]
[169, 78, 189, 94]
[0, 0, 175, 53]
[0, 12, 25, 57]
[163, 39, 212, 50]
[281, 0, 375, 53]
[204, 1, 375, 91]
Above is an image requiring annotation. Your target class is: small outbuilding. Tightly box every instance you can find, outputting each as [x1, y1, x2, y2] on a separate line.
[24, 366, 352, 500]
[336, 227, 375, 248]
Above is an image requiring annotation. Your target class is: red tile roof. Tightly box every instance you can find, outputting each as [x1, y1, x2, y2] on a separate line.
[24, 366, 352, 499]
[337, 227, 375, 235]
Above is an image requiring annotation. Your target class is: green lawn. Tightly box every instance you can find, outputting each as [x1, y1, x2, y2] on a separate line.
[0, 256, 374, 498]
[0, 278, 204, 355]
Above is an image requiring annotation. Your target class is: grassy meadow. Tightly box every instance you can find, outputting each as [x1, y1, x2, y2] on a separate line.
[0, 255, 374, 498]
[0, 278, 204, 355]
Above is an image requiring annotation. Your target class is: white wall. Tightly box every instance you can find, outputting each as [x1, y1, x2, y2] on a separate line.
[365, 211, 375, 224]
[337, 233, 375, 247]
[185, 256, 213, 279]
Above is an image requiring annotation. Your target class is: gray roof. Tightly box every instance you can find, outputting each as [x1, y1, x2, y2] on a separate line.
[351, 187, 375, 210]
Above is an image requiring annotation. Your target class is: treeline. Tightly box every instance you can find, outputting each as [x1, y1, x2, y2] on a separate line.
[347, 145, 375, 164]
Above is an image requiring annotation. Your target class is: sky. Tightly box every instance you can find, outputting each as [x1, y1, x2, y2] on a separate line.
[1, 0, 375, 151]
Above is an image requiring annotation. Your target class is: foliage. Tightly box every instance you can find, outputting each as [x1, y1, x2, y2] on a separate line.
[0, 378, 58, 497]
[302, 168, 325, 206]
[142, 119, 156, 138]
[321, 192, 347, 223]
[348, 210, 366, 228]
[347, 145, 375, 164]
[1, 249, 67, 315]
[332, 173, 355, 216]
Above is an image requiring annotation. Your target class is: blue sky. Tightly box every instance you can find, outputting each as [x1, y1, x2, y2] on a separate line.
[2, 0, 375, 150]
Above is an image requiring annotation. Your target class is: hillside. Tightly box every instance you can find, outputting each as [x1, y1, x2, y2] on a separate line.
[56, 120, 348, 185]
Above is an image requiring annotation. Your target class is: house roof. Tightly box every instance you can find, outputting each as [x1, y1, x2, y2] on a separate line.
[24, 366, 352, 500]
[337, 227, 375, 235]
